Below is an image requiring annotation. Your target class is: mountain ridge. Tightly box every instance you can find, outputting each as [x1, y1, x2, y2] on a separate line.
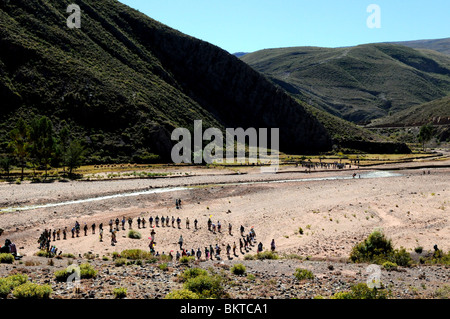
[241, 43, 450, 124]
[0, 0, 334, 164]
[386, 37, 450, 56]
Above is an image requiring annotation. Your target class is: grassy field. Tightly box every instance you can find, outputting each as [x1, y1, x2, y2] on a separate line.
[2, 151, 445, 183]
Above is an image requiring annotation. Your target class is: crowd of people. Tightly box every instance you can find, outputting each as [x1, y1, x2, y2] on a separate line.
[148, 221, 270, 262]
[34, 198, 275, 261]
[300, 161, 354, 171]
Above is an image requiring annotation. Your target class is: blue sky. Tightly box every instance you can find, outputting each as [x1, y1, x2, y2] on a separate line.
[119, 0, 450, 53]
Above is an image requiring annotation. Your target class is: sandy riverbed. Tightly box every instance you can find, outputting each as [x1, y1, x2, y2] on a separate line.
[0, 160, 449, 261]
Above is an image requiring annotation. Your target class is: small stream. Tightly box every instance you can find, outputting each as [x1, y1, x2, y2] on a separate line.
[0, 170, 401, 213]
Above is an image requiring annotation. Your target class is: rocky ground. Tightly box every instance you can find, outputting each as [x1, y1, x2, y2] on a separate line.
[0, 253, 449, 299]
[1, 156, 449, 299]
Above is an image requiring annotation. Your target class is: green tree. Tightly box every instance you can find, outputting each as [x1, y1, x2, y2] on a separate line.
[0, 156, 12, 179]
[8, 118, 30, 180]
[418, 123, 434, 151]
[66, 139, 85, 176]
[58, 122, 70, 176]
[29, 116, 56, 179]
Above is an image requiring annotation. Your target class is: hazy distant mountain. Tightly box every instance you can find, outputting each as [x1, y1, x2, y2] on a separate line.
[233, 52, 249, 58]
[368, 95, 450, 127]
[241, 43, 450, 124]
[387, 37, 450, 56]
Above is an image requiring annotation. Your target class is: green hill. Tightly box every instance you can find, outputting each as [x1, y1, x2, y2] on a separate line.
[388, 38, 450, 56]
[0, 0, 334, 164]
[368, 95, 450, 127]
[241, 44, 450, 124]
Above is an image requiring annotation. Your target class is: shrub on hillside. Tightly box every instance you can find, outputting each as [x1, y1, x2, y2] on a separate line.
[231, 263, 246, 276]
[244, 251, 279, 260]
[112, 287, 127, 299]
[350, 230, 412, 266]
[179, 256, 195, 264]
[54, 263, 97, 282]
[179, 268, 208, 282]
[79, 263, 98, 279]
[425, 249, 450, 265]
[35, 250, 52, 258]
[127, 230, 142, 239]
[120, 249, 151, 260]
[0, 274, 29, 298]
[54, 269, 72, 282]
[332, 283, 389, 299]
[294, 268, 315, 281]
[114, 258, 127, 267]
[12, 282, 53, 299]
[350, 230, 393, 263]
[165, 289, 201, 299]
[434, 284, 450, 299]
[382, 261, 398, 271]
[390, 247, 412, 267]
[0, 253, 14, 264]
[183, 274, 227, 299]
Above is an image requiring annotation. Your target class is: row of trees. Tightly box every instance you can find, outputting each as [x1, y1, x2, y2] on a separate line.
[3, 115, 85, 180]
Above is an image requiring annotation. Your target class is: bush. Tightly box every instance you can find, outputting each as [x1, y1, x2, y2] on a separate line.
[390, 247, 412, 267]
[0, 253, 14, 264]
[350, 230, 393, 264]
[0, 280, 11, 298]
[83, 252, 95, 260]
[332, 283, 389, 299]
[256, 251, 279, 260]
[158, 263, 168, 271]
[61, 253, 76, 258]
[35, 250, 52, 258]
[331, 291, 354, 299]
[0, 274, 29, 297]
[179, 268, 208, 282]
[231, 263, 246, 276]
[127, 230, 142, 239]
[244, 251, 278, 260]
[184, 274, 227, 299]
[12, 282, 53, 299]
[115, 258, 127, 267]
[179, 256, 195, 264]
[120, 249, 151, 260]
[79, 263, 97, 279]
[422, 249, 450, 265]
[294, 268, 315, 281]
[434, 284, 450, 299]
[165, 289, 200, 299]
[414, 246, 423, 254]
[54, 263, 97, 282]
[350, 230, 412, 266]
[112, 252, 120, 259]
[112, 287, 127, 299]
[382, 261, 398, 271]
[54, 269, 72, 282]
